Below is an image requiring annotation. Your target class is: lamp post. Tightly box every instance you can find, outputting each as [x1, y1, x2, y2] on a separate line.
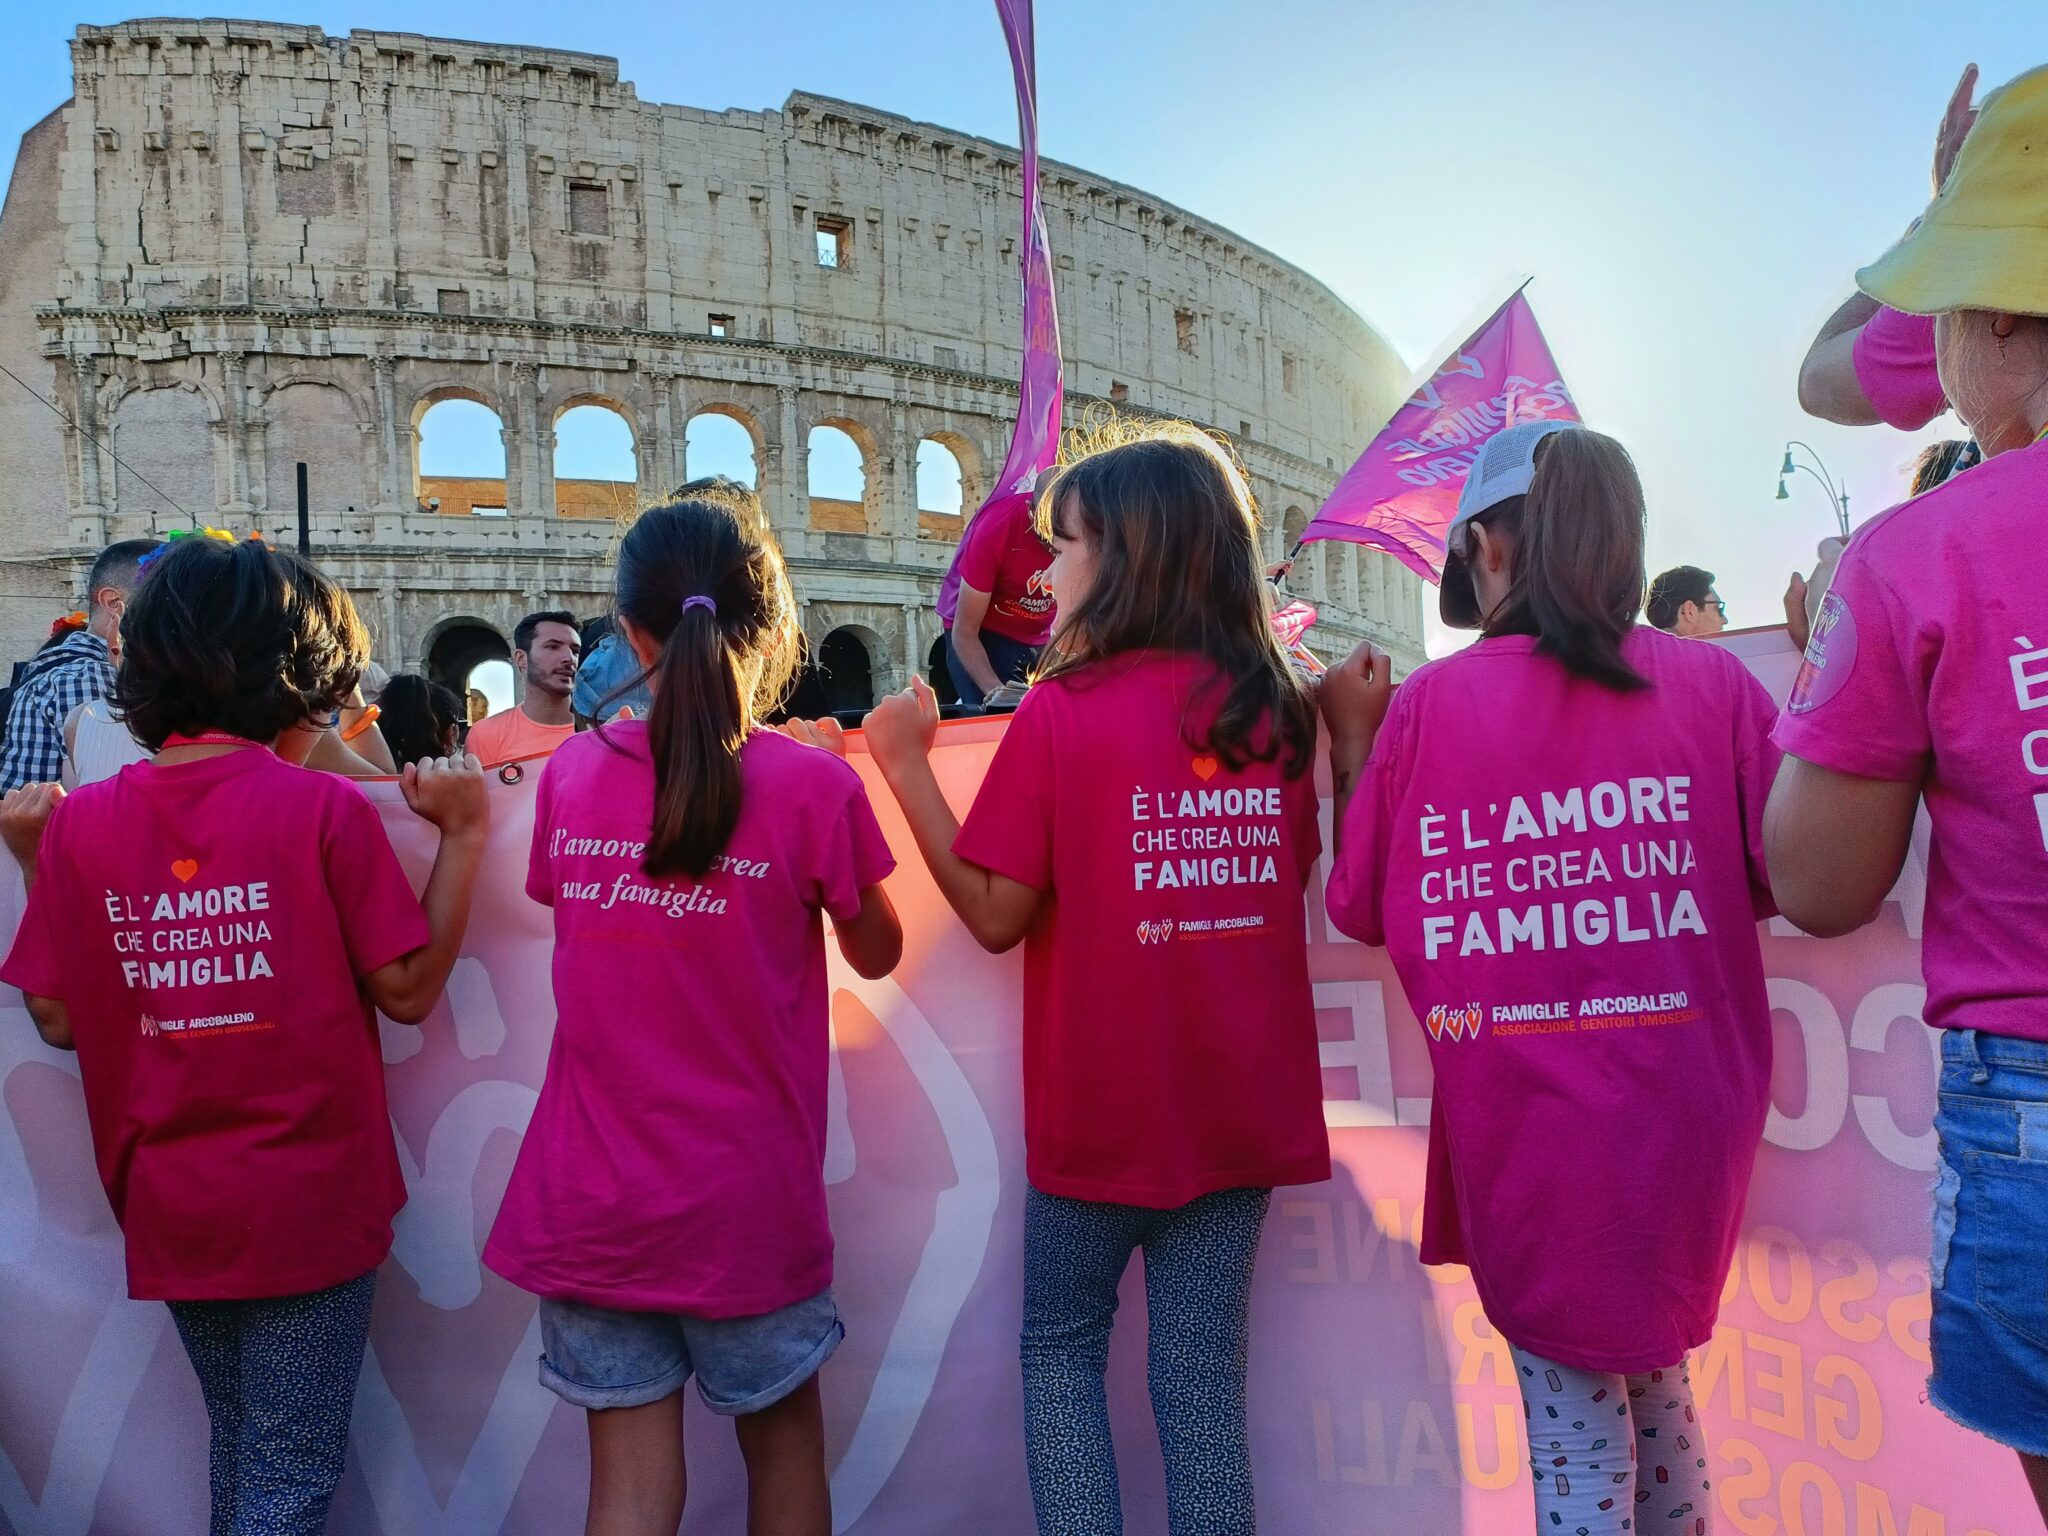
[1777, 441, 1850, 539]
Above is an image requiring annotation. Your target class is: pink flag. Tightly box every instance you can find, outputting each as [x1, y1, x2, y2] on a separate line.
[1302, 289, 1576, 583]
[937, 0, 1064, 628]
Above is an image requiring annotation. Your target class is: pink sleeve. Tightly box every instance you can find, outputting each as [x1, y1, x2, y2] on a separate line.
[525, 763, 556, 908]
[1323, 687, 1412, 946]
[953, 503, 1007, 595]
[0, 805, 71, 1001]
[1733, 669, 1784, 919]
[325, 787, 431, 977]
[808, 764, 897, 923]
[1851, 307, 1945, 431]
[953, 691, 1056, 890]
[1289, 765, 1322, 892]
[1771, 542, 1931, 783]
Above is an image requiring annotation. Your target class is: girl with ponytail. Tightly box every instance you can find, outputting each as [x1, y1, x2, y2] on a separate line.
[484, 480, 901, 1536]
[1319, 423, 1782, 1536]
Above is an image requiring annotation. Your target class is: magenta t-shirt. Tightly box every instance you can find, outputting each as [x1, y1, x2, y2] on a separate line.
[1775, 438, 2048, 1040]
[1325, 627, 1780, 1373]
[953, 652, 1331, 1207]
[1851, 306, 1945, 431]
[483, 724, 894, 1317]
[943, 494, 1055, 645]
[0, 750, 428, 1300]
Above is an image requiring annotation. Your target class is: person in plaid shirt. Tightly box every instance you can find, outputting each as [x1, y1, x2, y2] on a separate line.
[0, 539, 159, 792]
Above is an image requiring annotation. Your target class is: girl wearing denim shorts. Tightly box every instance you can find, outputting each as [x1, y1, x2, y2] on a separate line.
[483, 482, 901, 1536]
[1768, 64, 2048, 1523]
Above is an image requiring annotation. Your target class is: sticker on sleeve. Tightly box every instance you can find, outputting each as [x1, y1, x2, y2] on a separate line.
[1787, 590, 1857, 715]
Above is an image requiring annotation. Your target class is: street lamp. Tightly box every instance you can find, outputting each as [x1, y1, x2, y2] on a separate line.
[1777, 441, 1850, 539]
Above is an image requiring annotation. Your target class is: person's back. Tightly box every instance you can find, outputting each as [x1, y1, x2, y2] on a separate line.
[65, 696, 150, 787]
[1328, 623, 1777, 1356]
[488, 722, 890, 1313]
[959, 651, 1327, 1204]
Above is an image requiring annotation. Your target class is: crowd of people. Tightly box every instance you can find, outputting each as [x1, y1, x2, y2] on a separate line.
[0, 53, 2041, 1536]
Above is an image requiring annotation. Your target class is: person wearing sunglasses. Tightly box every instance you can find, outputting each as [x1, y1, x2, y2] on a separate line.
[1645, 565, 1727, 637]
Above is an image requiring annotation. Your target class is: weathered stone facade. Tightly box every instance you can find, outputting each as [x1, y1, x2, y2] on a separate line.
[0, 19, 1424, 703]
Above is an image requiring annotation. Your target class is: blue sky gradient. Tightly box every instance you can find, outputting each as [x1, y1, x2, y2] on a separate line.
[4, 1, 2045, 647]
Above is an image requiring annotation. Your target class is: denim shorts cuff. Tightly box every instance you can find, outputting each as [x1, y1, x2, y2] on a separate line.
[701, 1315, 844, 1418]
[1928, 1379, 2048, 1460]
[538, 1351, 692, 1411]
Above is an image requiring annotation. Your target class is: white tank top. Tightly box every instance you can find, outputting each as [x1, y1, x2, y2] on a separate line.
[68, 697, 150, 787]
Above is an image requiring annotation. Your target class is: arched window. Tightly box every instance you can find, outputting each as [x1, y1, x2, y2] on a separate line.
[684, 411, 759, 488]
[808, 424, 867, 532]
[425, 621, 512, 714]
[916, 439, 965, 517]
[554, 403, 638, 520]
[111, 387, 217, 524]
[264, 383, 369, 522]
[1281, 505, 1318, 597]
[417, 397, 507, 516]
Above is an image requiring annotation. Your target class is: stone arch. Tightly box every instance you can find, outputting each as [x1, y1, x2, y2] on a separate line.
[108, 384, 220, 527]
[806, 416, 877, 533]
[785, 621, 885, 718]
[913, 428, 985, 534]
[413, 388, 508, 516]
[926, 633, 958, 709]
[423, 615, 512, 706]
[552, 397, 639, 522]
[683, 403, 764, 490]
[259, 380, 372, 519]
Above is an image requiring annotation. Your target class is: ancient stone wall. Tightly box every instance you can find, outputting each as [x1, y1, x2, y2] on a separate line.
[0, 18, 1427, 700]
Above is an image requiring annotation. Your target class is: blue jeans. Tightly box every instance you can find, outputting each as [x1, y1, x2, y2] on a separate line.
[1020, 1184, 1271, 1536]
[167, 1270, 377, 1536]
[537, 1289, 842, 1414]
[1931, 1028, 2048, 1457]
[944, 628, 1039, 713]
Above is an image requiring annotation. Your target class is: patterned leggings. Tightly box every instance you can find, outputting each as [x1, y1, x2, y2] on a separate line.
[1020, 1184, 1272, 1536]
[167, 1270, 378, 1536]
[1510, 1345, 1709, 1536]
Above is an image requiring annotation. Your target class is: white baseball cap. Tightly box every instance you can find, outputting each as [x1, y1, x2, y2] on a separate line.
[1440, 418, 1583, 629]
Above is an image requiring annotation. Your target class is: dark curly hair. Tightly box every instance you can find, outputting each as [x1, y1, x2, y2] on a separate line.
[116, 537, 370, 749]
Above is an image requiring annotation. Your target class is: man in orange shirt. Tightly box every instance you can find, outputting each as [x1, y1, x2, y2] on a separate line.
[465, 610, 581, 766]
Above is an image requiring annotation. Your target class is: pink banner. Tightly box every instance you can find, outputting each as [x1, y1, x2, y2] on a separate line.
[0, 627, 2035, 1534]
[1303, 290, 1578, 583]
[936, 0, 1064, 629]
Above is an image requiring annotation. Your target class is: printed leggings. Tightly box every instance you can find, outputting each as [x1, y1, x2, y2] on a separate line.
[1020, 1183, 1272, 1536]
[1510, 1345, 1709, 1536]
[167, 1270, 378, 1536]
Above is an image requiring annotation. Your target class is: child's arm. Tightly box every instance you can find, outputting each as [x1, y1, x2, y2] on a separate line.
[835, 883, 903, 979]
[363, 755, 490, 1024]
[1318, 642, 1393, 844]
[865, 680, 1042, 953]
[24, 997, 71, 1050]
[0, 784, 75, 1048]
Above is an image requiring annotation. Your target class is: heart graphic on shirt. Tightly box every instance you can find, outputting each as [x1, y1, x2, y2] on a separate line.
[169, 859, 199, 883]
[1191, 756, 1219, 781]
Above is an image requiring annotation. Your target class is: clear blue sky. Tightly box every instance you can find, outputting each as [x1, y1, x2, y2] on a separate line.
[4, 1, 2046, 651]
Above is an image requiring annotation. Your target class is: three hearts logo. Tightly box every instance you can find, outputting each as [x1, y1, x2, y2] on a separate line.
[1135, 919, 1175, 946]
[1423, 1002, 1485, 1043]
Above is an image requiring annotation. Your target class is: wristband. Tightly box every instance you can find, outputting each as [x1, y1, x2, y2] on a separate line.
[339, 703, 381, 742]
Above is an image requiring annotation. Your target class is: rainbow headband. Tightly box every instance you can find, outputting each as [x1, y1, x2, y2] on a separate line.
[134, 526, 255, 577]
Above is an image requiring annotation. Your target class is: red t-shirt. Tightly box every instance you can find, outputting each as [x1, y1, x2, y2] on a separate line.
[950, 495, 1056, 645]
[0, 750, 429, 1300]
[953, 652, 1330, 1206]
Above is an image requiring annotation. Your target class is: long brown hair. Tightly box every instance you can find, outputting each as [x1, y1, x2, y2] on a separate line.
[1032, 420, 1316, 775]
[611, 479, 801, 878]
[1477, 428, 1649, 693]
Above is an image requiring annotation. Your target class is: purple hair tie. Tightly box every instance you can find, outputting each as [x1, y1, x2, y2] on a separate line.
[681, 595, 718, 619]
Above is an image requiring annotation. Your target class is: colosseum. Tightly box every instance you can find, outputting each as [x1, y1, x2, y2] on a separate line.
[0, 18, 1425, 710]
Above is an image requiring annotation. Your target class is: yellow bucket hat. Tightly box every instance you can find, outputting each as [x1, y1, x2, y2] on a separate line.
[1858, 63, 2048, 317]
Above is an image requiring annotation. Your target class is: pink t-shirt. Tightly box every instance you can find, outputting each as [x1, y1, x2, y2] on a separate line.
[1325, 626, 1780, 1373]
[953, 652, 1331, 1207]
[944, 493, 1056, 645]
[1774, 438, 2048, 1040]
[0, 750, 428, 1300]
[483, 724, 895, 1317]
[1851, 306, 1945, 431]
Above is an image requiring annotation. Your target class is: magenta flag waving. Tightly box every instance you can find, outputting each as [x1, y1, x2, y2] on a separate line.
[1302, 290, 1576, 583]
[937, 0, 1064, 628]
